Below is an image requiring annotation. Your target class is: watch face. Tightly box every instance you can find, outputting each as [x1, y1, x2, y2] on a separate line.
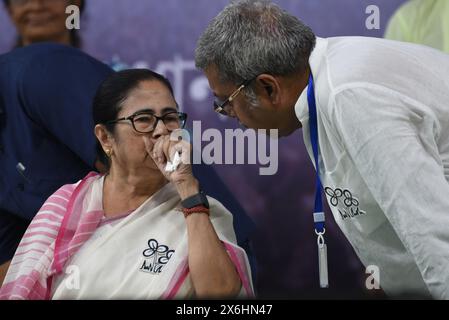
[182, 191, 209, 209]
[201, 192, 210, 209]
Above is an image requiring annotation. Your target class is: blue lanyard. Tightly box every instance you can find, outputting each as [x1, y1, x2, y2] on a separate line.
[307, 73, 329, 288]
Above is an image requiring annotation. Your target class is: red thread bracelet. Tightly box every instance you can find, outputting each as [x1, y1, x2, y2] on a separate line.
[182, 205, 210, 218]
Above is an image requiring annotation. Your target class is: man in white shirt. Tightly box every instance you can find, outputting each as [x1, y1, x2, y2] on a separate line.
[195, 0, 449, 299]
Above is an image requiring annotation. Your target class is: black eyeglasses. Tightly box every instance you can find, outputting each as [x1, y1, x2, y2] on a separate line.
[107, 111, 187, 133]
[213, 76, 258, 116]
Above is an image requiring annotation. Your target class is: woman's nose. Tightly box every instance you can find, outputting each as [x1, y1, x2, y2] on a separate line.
[151, 119, 169, 139]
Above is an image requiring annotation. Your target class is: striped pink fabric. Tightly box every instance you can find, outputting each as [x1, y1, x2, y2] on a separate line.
[1, 172, 255, 300]
[224, 243, 255, 297]
[161, 242, 255, 299]
[161, 259, 189, 299]
[0, 172, 102, 300]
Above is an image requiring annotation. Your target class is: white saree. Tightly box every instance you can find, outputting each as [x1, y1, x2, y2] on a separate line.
[0, 173, 254, 300]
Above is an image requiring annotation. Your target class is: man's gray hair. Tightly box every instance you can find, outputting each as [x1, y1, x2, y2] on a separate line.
[195, 0, 316, 94]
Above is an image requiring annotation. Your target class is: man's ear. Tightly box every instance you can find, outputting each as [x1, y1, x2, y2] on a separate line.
[94, 124, 113, 152]
[255, 74, 282, 106]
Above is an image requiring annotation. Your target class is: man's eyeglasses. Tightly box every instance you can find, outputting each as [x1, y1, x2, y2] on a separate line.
[107, 111, 187, 133]
[213, 76, 257, 116]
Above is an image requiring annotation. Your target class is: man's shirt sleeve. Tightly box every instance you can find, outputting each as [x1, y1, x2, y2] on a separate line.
[331, 85, 449, 299]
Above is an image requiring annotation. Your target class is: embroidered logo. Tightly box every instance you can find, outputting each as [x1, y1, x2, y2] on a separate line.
[324, 187, 366, 220]
[139, 239, 174, 274]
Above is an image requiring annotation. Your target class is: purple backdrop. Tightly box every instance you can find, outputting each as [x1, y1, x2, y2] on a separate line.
[0, 0, 406, 298]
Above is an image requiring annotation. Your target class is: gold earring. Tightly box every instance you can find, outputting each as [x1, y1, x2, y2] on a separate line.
[105, 149, 112, 157]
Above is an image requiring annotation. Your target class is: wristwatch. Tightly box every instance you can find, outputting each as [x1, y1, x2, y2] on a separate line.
[181, 191, 209, 209]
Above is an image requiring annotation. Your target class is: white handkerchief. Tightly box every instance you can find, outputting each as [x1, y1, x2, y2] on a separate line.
[165, 151, 181, 172]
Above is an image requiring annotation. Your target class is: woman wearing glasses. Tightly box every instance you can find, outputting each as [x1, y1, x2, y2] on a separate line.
[0, 69, 254, 299]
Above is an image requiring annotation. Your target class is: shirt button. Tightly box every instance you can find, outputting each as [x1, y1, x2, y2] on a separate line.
[17, 183, 24, 191]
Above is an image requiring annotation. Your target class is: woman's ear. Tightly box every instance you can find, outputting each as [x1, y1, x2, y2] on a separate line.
[255, 74, 282, 106]
[94, 124, 113, 152]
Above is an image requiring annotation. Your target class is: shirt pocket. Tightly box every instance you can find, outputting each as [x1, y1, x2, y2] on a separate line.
[11, 159, 68, 220]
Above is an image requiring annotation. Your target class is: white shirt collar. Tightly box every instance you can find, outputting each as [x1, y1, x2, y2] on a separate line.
[294, 37, 328, 123]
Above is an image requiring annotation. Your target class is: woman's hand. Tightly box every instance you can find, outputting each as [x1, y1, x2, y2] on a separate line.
[143, 134, 199, 200]
[145, 135, 242, 298]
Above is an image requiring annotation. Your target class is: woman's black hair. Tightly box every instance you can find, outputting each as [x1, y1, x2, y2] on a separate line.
[3, 0, 85, 48]
[92, 69, 176, 169]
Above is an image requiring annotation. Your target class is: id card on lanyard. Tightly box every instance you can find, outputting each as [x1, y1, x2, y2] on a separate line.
[307, 73, 329, 288]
